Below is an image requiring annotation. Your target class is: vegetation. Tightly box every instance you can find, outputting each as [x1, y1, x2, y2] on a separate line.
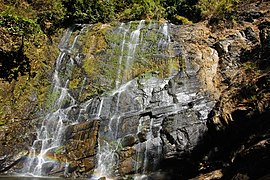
[197, 0, 240, 26]
[198, 0, 239, 19]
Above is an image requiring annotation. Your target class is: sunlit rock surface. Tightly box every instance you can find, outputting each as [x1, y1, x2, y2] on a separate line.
[0, 1, 270, 179]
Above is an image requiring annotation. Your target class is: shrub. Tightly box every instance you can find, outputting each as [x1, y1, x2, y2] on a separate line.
[28, 0, 66, 35]
[0, 11, 40, 38]
[61, 0, 115, 25]
[197, 0, 239, 20]
[161, 0, 201, 24]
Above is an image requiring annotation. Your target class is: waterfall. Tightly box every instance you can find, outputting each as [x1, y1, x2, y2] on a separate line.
[158, 22, 171, 51]
[115, 23, 131, 89]
[94, 21, 173, 179]
[20, 20, 200, 179]
[22, 25, 89, 176]
[115, 20, 145, 87]
[125, 20, 145, 70]
[95, 81, 132, 178]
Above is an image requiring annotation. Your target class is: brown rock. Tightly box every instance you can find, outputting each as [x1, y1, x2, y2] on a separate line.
[119, 147, 136, 159]
[119, 157, 136, 175]
[190, 169, 223, 180]
[62, 120, 100, 177]
[82, 157, 95, 171]
[120, 134, 137, 147]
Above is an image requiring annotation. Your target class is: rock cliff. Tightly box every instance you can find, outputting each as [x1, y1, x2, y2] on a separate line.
[0, 1, 270, 180]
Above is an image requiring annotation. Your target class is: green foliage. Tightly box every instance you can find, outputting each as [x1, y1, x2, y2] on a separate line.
[175, 15, 193, 25]
[0, 11, 40, 81]
[0, 11, 41, 38]
[161, 0, 201, 24]
[197, 0, 239, 22]
[0, 0, 242, 39]
[62, 0, 115, 25]
[118, 0, 165, 21]
[30, 0, 66, 35]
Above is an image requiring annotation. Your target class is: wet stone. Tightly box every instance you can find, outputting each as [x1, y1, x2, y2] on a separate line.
[62, 120, 100, 177]
[120, 134, 137, 147]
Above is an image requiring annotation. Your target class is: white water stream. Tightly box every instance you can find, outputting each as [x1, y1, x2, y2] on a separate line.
[94, 20, 172, 179]
[23, 20, 174, 179]
[23, 25, 88, 176]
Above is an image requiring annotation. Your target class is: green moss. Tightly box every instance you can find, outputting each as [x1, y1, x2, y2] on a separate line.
[131, 56, 180, 80]
[175, 15, 193, 25]
[69, 78, 80, 89]
[78, 24, 110, 54]
[45, 90, 61, 110]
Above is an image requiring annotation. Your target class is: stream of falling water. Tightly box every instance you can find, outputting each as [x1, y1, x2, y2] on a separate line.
[123, 20, 145, 82]
[94, 21, 172, 179]
[22, 20, 173, 179]
[115, 23, 131, 89]
[22, 25, 89, 176]
[125, 20, 145, 69]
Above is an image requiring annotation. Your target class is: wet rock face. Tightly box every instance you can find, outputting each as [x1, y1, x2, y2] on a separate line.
[30, 120, 100, 178]
[93, 59, 215, 178]
[1, 10, 269, 179]
[65, 120, 100, 177]
[42, 21, 217, 179]
[56, 120, 100, 178]
[161, 111, 208, 159]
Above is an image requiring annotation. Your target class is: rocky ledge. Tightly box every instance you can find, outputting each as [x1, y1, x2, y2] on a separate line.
[0, 1, 270, 179]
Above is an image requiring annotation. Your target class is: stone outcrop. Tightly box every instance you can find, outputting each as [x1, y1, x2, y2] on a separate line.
[37, 120, 100, 178]
[175, 2, 270, 179]
[90, 58, 215, 178]
[61, 120, 100, 178]
[0, 1, 270, 179]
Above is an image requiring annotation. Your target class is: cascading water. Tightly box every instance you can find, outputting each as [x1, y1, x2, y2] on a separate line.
[22, 25, 90, 176]
[94, 21, 175, 179]
[125, 20, 145, 71]
[158, 22, 171, 51]
[19, 20, 215, 179]
[115, 23, 131, 89]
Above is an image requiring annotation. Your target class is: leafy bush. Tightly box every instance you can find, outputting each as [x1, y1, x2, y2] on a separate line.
[119, 0, 165, 20]
[0, 11, 41, 81]
[0, 11, 40, 38]
[28, 0, 66, 35]
[197, 0, 239, 21]
[61, 0, 115, 25]
[161, 0, 201, 24]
